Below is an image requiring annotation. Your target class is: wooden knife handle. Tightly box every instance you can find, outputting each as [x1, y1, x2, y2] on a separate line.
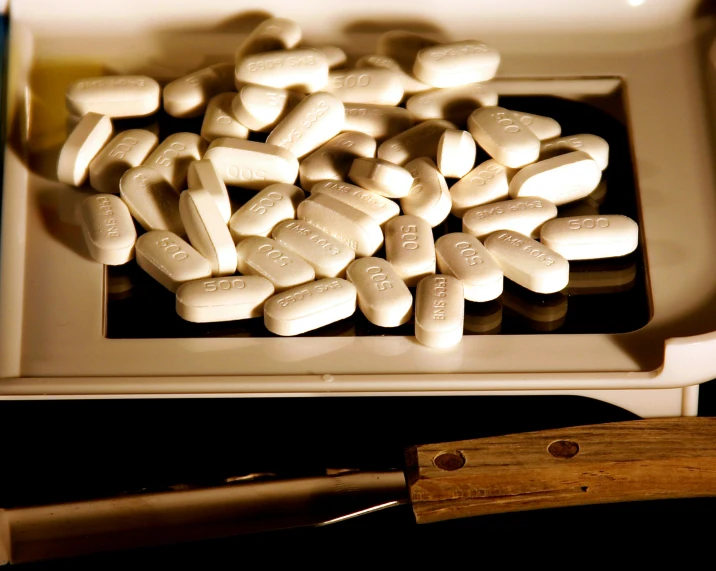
[405, 417, 716, 524]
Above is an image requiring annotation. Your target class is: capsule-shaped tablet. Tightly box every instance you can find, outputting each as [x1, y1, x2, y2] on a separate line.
[79, 194, 137, 265]
[236, 236, 315, 292]
[405, 84, 498, 124]
[413, 40, 500, 88]
[484, 230, 569, 294]
[57, 112, 113, 186]
[468, 107, 540, 168]
[356, 54, 431, 96]
[539, 215, 638, 260]
[508, 151, 601, 206]
[346, 257, 413, 327]
[204, 138, 299, 190]
[449, 159, 510, 217]
[235, 48, 329, 94]
[272, 219, 356, 279]
[232, 85, 303, 132]
[348, 157, 413, 199]
[324, 68, 403, 106]
[435, 232, 503, 302]
[66, 75, 161, 118]
[311, 180, 399, 225]
[264, 278, 357, 336]
[179, 188, 237, 277]
[401, 158, 451, 227]
[266, 92, 345, 158]
[88, 129, 159, 194]
[377, 119, 455, 166]
[234, 18, 302, 63]
[176, 275, 275, 323]
[540, 134, 609, 170]
[144, 133, 207, 191]
[163, 63, 235, 118]
[119, 166, 184, 236]
[299, 131, 377, 191]
[437, 129, 476, 179]
[462, 197, 558, 240]
[415, 274, 464, 348]
[297, 193, 383, 258]
[229, 183, 304, 242]
[343, 103, 415, 140]
[385, 215, 436, 286]
[187, 160, 231, 223]
[314, 45, 348, 68]
[510, 111, 561, 141]
[376, 31, 440, 70]
[136, 230, 212, 292]
[200, 92, 249, 142]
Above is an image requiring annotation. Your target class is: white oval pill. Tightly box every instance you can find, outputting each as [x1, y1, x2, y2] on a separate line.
[413, 40, 500, 88]
[449, 158, 510, 217]
[508, 150, 601, 206]
[435, 232, 503, 302]
[463, 197, 557, 240]
[540, 134, 609, 170]
[88, 129, 159, 194]
[297, 193, 383, 258]
[437, 129, 476, 179]
[119, 166, 185, 236]
[324, 68, 403, 106]
[272, 219, 356, 279]
[356, 54, 431, 96]
[144, 133, 207, 191]
[299, 131, 377, 191]
[232, 85, 303, 132]
[314, 45, 348, 68]
[235, 49, 328, 94]
[264, 278, 356, 336]
[57, 112, 113, 186]
[176, 275, 275, 323]
[311, 180, 399, 225]
[229, 183, 304, 242]
[346, 257, 413, 327]
[79, 194, 137, 265]
[401, 158, 451, 227]
[377, 119, 455, 166]
[415, 274, 464, 348]
[187, 160, 231, 223]
[385, 215, 436, 286]
[510, 111, 561, 141]
[468, 106, 541, 168]
[66, 75, 161, 118]
[348, 157, 413, 199]
[405, 84, 498, 124]
[204, 138, 299, 189]
[484, 230, 569, 294]
[200, 92, 249, 142]
[236, 236, 315, 292]
[163, 64, 235, 118]
[540, 215, 638, 260]
[343, 103, 415, 140]
[266, 92, 345, 158]
[376, 31, 440, 70]
[136, 230, 212, 292]
[234, 18, 302, 63]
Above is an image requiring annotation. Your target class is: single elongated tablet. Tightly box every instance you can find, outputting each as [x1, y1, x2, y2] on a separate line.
[264, 278, 357, 336]
[405, 83, 498, 123]
[401, 158, 451, 227]
[484, 230, 569, 294]
[235, 48, 329, 93]
[346, 257, 413, 327]
[204, 138, 299, 189]
[144, 132, 207, 191]
[179, 189, 236, 276]
[163, 63, 235, 118]
[508, 150, 601, 206]
[356, 54, 431, 96]
[88, 129, 159, 194]
[236, 236, 315, 292]
[266, 92, 345, 158]
[187, 160, 231, 223]
[311, 180, 399, 225]
[272, 219, 356, 279]
[510, 111, 561, 141]
[348, 157, 413, 199]
[66, 75, 161, 118]
[343, 103, 415, 140]
[540, 134, 609, 170]
[377, 119, 455, 165]
[462, 197, 558, 240]
[57, 112, 113, 186]
[539, 215, 639, 260]
[449, 159, 510, 217]
[315, 45, 348, 68]
[119, 166, 185, 235]
[435, 232, 503, 302]
[413, 40, 500, 88]
[299, 131, 377, 191]
[232, 85, 303, 132]
[229, 183, 304, 242]
[200, 92, 249, 142]
[376, 31, 440, 70]
[79, 194, 137, 265]
[234, 18, 302, 63]
[415, 274, 464, 348]
[468, 107, 541, 168]
[324, 68, 404, 105]
[176, 275, 275, 323]
[136, 230, 212, 292]
[385, 215, 436, 286]
[437, 129, 476, 178]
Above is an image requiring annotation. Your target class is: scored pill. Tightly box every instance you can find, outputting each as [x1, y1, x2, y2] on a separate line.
[384, 215, 436, 287]
[143, 132, 207, 191]
[187, 160, 232, 224]
[299, 131, 377, 191]
[449, 158, 510, 218]
[236, 236, 316, 292]
[57, 112, 113, 187]
[88, 128, 159, 194]
[310, 180, 399, 225]
[510, 110, 561, 141]
[66, 75, 161, 118]
[377, 119, 455, 166]
[342, 103, 415, 140]
[468, 106, 541, 168]
[234, 17, 302, 63]
[437, 129, 476, 179]
[462, 197, 558, 240]
[405, 83, 498, 124]
[348, 157, 413, 199]
[539, 215, 639, 260]
[119, 166, 185, 236]
[540, 134, 610, 170]
[234, 48, 329, 93]
[200, 92, 250, 142]
[415, 274, 464, 349]
[346, 257, 413, 327]
[232, 85, 303, 132]
[324, 68, 404, 106]
[79, 194, 137, 265]
[163, 63, 235, 118]
[401, 158, 451, 227]
[229, 183, 305, 242]
[413, 40, 500, 88]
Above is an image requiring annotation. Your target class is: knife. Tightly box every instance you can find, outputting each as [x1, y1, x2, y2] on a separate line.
[2, 417, 716, 565]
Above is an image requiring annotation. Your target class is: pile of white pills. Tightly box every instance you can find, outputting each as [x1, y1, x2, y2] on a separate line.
[59, 18, 640, 348]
